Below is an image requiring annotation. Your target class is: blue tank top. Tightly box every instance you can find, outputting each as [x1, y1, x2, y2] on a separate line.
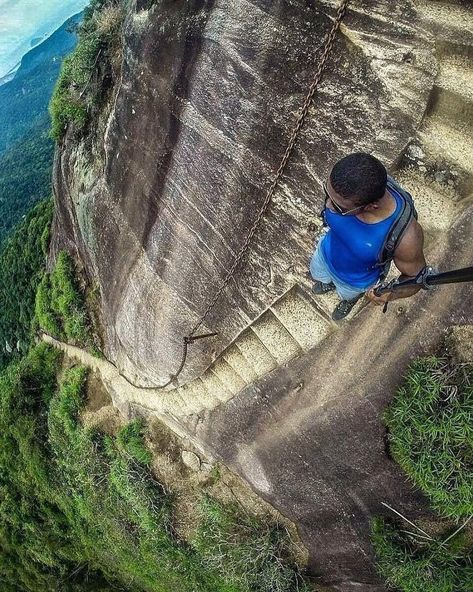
[321, 189, 403, 288]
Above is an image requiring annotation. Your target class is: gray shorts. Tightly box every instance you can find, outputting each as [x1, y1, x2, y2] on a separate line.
[309, 240, 368, 301]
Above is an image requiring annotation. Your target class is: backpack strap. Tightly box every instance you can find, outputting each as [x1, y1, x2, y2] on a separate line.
[376, 176, 418, 277]
[319, 193, 329, 226]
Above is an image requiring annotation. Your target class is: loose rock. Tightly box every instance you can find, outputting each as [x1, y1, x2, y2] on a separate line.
[181, 450, 201, 471]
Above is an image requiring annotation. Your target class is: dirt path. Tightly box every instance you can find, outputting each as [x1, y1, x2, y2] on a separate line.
[41, 334, 215, 456]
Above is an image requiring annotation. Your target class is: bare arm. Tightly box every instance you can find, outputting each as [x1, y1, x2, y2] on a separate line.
[367, 220, 426, 305]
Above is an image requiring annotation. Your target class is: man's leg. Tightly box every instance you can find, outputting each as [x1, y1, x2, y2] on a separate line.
[309, 241, 365, 320]
[333, 282, 365, 302]
[309, 241, 335, 293]
[331, 281, 365, 321]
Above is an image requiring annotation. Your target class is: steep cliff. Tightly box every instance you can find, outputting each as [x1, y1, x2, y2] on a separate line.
[51, 0, 437, 386]
[49, 1, 473, 589]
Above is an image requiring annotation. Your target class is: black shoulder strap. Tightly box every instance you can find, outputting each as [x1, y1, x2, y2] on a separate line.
[319, 193, 329, 226]
[377, 175, 418, 266]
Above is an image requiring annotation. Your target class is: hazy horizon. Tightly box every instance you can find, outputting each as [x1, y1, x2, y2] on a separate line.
[0, 0, 89, 78]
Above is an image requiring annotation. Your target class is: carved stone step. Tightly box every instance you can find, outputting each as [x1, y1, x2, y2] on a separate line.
[209, 358, 247, 395]
[395, 167, 459, 234]
[235, 329, 278, 377]
[164, 390, 198, 416]
[177, 379, 214, 413]
[307, 288, 340, 320]
[251, 310, 302, 364]
[416, 1, 473, 47]
[439, 56, 473, 101]
[222, 344, 259, 384]
[402, 140, 473, 200]
[418, 115, 473, 177]
[200, 369, 232, 403]
[271, 287, 332, 351]
[432, 55, 473, 126]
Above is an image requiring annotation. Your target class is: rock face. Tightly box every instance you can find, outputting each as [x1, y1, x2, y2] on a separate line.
[50, 2, 473, 590]
[448, 325, 473, 363]
[51, 0, 437, 387]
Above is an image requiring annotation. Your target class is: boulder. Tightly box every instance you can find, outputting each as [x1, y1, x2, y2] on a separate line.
[181, 450, 201, 471]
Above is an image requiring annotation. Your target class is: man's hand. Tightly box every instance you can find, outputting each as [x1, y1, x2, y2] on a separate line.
[366, 288, 392, 306]
[366, 219, 426, 307]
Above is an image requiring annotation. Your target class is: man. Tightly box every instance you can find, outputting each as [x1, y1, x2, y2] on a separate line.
[310, 152, 426, 321]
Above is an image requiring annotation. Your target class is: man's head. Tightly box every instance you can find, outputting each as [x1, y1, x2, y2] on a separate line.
[326, 153, 387, 213]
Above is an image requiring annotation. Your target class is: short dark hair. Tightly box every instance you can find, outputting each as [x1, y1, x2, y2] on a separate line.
[329, 153, 387, 205]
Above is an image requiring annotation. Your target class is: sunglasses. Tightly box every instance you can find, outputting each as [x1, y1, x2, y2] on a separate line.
[323, 183, 365, 216]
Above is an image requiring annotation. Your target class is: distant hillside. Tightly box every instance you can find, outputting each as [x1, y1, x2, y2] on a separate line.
[0, 11, 81, 155]
[0, 66, 19, 87]
[0, 11, 81, 246]
[0, 116, 54, 246]
[31, 36, 47, 47]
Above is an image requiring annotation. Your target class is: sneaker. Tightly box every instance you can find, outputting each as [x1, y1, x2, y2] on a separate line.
[331, 295, 362, 321]
[312, 280, 335, 295]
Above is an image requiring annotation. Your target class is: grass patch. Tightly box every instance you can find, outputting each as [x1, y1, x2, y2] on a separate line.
[194, 496, 311, 592]
[49, 0, 124, 140]
[372, 355, 473, 591]
[0, 345, 309, 592]
[0, 198, 53, 368]
[116, 420, 153, 466]
[372, 518, 473, 592]
[384, 356, 473, 519]
[35, 250, 98, 351]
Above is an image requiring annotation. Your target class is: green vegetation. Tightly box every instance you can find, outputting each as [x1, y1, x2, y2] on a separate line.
[0, 344, 308, 592]
[0, 194, 98, 369]
[50, 0, 124, 140]
[0, 118, 54, 246]
[116, 420, 153, 466]
[384, 357, 473, 518]
[373, 356, 473, 591]
[193, 496, 309, 592]
[0, 13, 80, 156]
[35, 250, 96, 350]
[0, 199, 53, 368]
[372, 518, 473, 592]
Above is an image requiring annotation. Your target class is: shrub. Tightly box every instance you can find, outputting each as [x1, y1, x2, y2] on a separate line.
[384, 357, 473, 519]
[193, 496, 311, 592]
[117, 420, 153, 466]
[372, 518, 473, 592]
[35, 274, 62, 337]
[49, 0, 124, 140]
[35, 250, 95, 348]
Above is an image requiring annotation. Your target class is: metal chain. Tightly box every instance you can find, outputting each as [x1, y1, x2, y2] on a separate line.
[190, 0, 350, 339]
[114, 0, 350, 390]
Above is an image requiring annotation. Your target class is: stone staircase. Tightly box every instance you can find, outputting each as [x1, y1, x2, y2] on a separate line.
[167, 285, 336, 416]
[158, 0, 473, 419]
[46, 1, 473, 422]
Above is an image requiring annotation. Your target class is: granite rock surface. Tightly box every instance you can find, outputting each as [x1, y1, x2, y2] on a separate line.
[51, 0, 436, 385]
